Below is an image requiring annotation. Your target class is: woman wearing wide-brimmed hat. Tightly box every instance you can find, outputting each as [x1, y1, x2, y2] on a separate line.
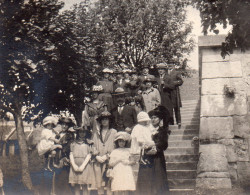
[141, 75, 161, 112]
[53, 116, 76, 195]
[97, 68, 114, 111]
[82, 85, 107, 135]
[91, 111, 117, 195]
[136, 106, 170, 195]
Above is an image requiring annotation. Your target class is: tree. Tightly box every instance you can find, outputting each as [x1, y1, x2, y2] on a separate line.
[32, 2, 99, 126]
[87, 0, 194, 70]
[0, 0, 64, 190]
[192, 0, 250, 57]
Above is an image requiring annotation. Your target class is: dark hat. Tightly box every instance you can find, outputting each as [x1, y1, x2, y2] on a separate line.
[96, 111, 112, 122]
[112, 87, 127, 96]
[113, 68, 123, 74]
[58, 117, 75, 127]
[148, 106, 170, 121]
[91, 85, 103, 93]
[143, 75, 156, 83]
[156, 63, 168, 69]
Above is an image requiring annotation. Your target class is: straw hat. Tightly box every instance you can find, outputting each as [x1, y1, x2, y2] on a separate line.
[112, 87, 127, 96]
[156, 63, 168, 69]
[96, 111, 112, 122]
[91, 85, 103, 93]
[102, 68, 114, 74]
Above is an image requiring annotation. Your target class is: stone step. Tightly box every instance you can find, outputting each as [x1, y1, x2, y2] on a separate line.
[181, 104, 200, 109]
[170, 129, 199, 135]
[169, 189, 195, 195]
[168, 179, 196, 189]
[165, 154, 199, 162]
[167, 170, 196, 179]
[182, 100, 199, 104]
[166, 162, 197, 170]
[166, 147, 199, 155]
[181, 121, 200, 125]
[168, 140, 195, 148]
[168, 135, 196, 141]
[169, 125, 199, 130]
[181, 111, 200, 115]
[181, 115, 200, 120]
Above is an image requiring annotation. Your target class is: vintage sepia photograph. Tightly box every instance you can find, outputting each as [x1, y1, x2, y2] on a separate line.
[0, 0, 249, 194]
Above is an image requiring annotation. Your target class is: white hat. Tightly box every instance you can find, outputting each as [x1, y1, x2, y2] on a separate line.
[114, 132, 131, 142]
[137, 111, 151, 122]
[43, 116, 58, 127]
[102, 68, 113, 73]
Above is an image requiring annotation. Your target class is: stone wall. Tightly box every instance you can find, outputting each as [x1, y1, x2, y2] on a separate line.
[197, 35, 250, 189]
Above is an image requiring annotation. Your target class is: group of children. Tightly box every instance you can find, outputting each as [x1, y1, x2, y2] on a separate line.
[37, 115, 137, 195]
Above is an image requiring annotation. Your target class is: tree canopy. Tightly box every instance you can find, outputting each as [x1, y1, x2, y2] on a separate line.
[192, 0, 250, 57]
[88, 0, 194, 70]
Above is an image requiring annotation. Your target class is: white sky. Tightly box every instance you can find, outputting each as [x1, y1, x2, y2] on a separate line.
[61, 1, 231, 70]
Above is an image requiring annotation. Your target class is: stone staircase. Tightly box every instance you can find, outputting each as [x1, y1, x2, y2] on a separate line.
[166, 99, 200, 194]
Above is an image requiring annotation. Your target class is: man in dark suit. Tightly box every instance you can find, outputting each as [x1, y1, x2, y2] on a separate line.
[155, 63, 183, 128]
[111, 87, 137, 133]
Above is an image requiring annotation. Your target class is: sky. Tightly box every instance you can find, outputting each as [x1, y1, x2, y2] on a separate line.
[61, 0, 231, 70]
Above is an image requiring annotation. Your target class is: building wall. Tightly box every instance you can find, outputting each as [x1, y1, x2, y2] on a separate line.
[197, 36, 250, 188]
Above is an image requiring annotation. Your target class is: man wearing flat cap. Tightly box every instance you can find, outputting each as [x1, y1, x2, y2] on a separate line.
[156, 63, 183, 127]
[111, 87, 137, 133]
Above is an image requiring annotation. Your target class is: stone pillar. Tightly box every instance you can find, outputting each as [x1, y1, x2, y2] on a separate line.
[198, 35, 250, 189]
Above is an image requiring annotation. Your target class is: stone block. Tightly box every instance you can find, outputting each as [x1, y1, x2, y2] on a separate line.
[197, 144, 229, 173]
[200, 117, 234, 140]
[233, 115, 250, 138]
[201, 78, 247, 95]
[228, 162, 238, 182]
[197, 172, 230, 178]
[218, 139, 249, 162]
[202, 61, 242, 79]
[237, 162, 250, 183]
[196, 178, 232, 189]
[202, 48, 230, 62]
[201, 94, 247, 116]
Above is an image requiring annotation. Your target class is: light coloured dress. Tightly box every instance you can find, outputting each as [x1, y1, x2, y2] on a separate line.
[97, 79, 114, 111]
[69, 141, 94, 185]
[142, 87, 161, 112]
[37, 128, 57, 156]
[92, 128, 117, 189]
[109, 148, 136, 192]
[82, 100, 106, 134]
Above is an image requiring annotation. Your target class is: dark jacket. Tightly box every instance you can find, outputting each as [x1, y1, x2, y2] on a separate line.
[111, 105, 137, 132]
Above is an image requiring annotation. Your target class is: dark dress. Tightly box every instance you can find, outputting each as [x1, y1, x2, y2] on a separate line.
[136, 126, 170, 195]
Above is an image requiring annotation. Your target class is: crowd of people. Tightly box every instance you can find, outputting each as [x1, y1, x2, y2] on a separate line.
[36, 63, 183, 195]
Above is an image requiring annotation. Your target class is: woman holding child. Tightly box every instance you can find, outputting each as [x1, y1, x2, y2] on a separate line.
[131, 107, 170, 195]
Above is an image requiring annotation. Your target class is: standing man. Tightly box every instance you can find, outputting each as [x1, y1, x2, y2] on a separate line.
[111, 87, 137, 133]
[139, 64, 154, 93]
[167, 64, 183, 128]
[155, 63, 174, 125]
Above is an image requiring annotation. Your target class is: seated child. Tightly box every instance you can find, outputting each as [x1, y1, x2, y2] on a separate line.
[37, 116, 62, 171]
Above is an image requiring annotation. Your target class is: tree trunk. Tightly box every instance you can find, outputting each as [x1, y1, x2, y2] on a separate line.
[13, 109, 33, 191]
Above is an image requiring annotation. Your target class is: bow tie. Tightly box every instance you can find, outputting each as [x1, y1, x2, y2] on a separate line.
[118, 104, 125, 107]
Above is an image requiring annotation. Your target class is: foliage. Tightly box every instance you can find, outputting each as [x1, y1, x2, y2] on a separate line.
[192, 0, 250, 57]
[87, 0, 194, 70]
[0, 0, 64, 190]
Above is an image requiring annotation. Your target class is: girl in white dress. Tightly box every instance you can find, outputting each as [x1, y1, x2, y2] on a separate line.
[109, 132, 136, 195]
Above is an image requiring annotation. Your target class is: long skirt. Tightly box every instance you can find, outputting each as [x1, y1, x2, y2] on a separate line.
[136, 153, 169, 195]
